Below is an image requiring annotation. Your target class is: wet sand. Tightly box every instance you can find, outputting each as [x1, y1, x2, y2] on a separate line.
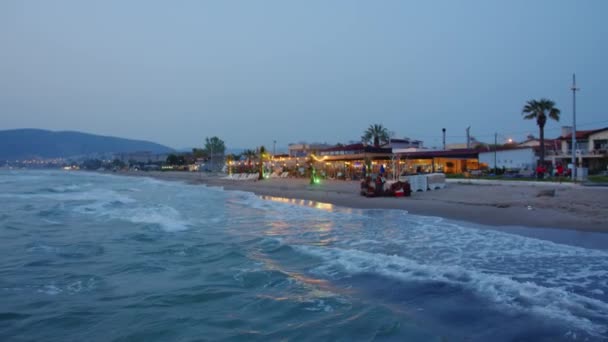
[115, 171, 608, 233]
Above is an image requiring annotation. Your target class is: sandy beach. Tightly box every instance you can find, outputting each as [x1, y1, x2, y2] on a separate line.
[116, 171, 608, 232]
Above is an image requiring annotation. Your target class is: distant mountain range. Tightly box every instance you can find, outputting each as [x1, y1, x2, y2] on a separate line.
[0, 129, 174, 160]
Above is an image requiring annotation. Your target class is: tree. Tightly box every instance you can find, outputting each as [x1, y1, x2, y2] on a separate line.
[111, 158, 126, 169]
[204, 136, 226, 171]
[361, 124, 390, 147]
[258, 146, 268, 180]
[522, 98, 560, 166]
[242, 149, 256, 170]
[204, 136, 226, 156]
[192, 148, 207, 159]
[81, 159, 102, 170]
[166, 154, 186, 166]
[166, 154, 178, 165]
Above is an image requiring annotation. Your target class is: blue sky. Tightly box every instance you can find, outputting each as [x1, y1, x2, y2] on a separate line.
[1, 1, 607, 150]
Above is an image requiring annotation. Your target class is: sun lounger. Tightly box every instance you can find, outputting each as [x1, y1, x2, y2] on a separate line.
[426, 173, 446, 190]
[400, 175, 427, 192]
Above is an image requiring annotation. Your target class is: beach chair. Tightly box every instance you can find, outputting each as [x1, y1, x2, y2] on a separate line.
[426, 173, 446, 190]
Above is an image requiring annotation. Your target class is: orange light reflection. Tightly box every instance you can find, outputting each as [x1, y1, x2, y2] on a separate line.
[259, 195, 334, 212]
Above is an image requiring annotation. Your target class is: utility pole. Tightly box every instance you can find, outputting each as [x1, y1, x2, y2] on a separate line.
[571, 74, 579, 181]
[466, 126, 471, 149]
[442, 128, 446, 150]
[273, 140, 276, 157]
[494, 132, 498, 173]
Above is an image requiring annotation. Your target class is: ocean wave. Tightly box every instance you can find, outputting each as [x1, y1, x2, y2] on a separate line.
[41, 183, 92, 193]
[37, 277, 99, 296]
[294, 245, 608, 338]
[125, 205, 190, 232]
[74, 201, 191, 232]
[1, 188, 135, 204]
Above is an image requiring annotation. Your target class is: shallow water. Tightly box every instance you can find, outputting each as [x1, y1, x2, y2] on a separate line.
[1, 170, 607, 341]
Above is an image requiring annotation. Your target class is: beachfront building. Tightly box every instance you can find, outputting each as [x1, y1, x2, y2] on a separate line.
[312, 143, 481, 179]
[478, 147, 537, 171]
[313, 143, 393, 179]
[550, 126, 608, 173]
[517, 136, 561, 151]
[386, 138, 423, 149]
[287, 143, 332, 157]
[443, 136, 484, 150]
[394, 149, 480, 175]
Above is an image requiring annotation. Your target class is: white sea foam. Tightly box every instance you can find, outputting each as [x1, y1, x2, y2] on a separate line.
[46, 184, 190, 232]
[37, 278, 98, 296]
[295, 245, 608, 337]
[139, 177, 176, 186]
[69, 189, 136, 216]
[38, 285, 62, 295]
[41, 219, 62, 225]
[124, 205, 189, 232]
[228, 190, 372, 225]
[2, 188, 135, 204]
[50, 183, 91, 192]
[27, 243, 58, 253]
[74, 200, 190, 232]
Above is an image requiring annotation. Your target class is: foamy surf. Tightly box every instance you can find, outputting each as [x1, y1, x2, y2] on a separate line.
[294, 245, 608, 337]
[2, 170, 607, 341]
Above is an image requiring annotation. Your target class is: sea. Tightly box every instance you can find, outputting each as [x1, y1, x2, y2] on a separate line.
[1, 170, 607, 341]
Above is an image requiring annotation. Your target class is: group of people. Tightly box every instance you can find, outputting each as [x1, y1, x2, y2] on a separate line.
[360, 165, 413, 197]
[536, 162, 570, 180]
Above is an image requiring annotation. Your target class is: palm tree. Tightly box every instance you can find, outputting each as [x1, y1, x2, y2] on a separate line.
[361, 124, 390, 147]
[243, 149, 256, 171]
[522, 98, 560, 167]
[204, 136, 226, 172]
[257, 146, 268, 180]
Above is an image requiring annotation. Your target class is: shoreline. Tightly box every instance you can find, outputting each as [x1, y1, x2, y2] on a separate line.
[107, 171, 608, 233]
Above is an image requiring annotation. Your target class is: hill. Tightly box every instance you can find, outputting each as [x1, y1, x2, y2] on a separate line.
[0, 129, 174, 160]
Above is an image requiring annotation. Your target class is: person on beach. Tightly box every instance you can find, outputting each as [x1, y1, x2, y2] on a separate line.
[556, 163, 564, 183]
[536, 164, 546, 180]
[375, 174, 384, 196]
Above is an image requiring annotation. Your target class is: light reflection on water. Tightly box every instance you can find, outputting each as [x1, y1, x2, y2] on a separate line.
[259, 195, 335, 212]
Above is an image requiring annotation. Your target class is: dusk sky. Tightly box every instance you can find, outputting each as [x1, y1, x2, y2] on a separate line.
[2, 1, 607, 150]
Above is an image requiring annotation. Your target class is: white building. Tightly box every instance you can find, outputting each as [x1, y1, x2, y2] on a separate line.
[288, 143, 332, 157]
[386, 138, 423, 149]
[478, 147, 536, 170]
